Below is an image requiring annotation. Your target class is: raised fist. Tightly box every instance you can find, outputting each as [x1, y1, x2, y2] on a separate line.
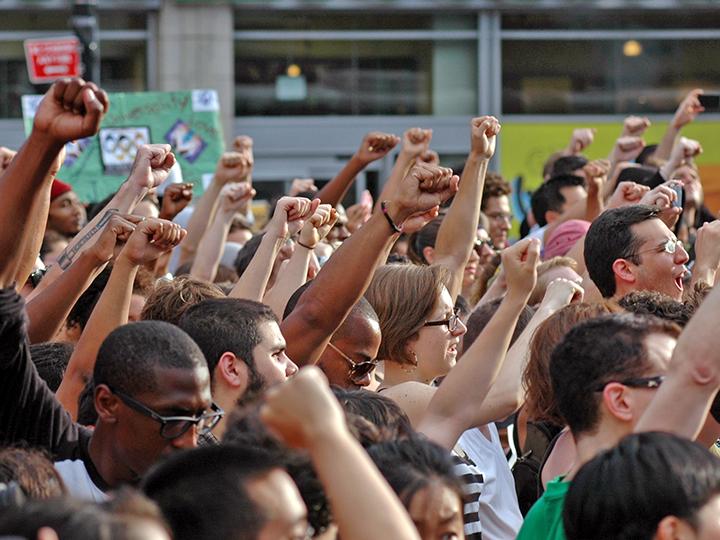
[401, 127, 433, 158]
[159, 182, 193, 221]
[119, 217, 186, 266]
[355, 131, 400, 163]
[127, 144, 176, 193]
[214, 151, 253, 185]
[33, 78, 109, 144]
[471, 116, 501, 160]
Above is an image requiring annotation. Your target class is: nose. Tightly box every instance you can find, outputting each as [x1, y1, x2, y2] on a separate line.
[354, 370, 373, 387]
[171, 424, 199, 450]
[675, 243, 690, 265]
[452, 318, 467, 337]
[499, 217, 511, 231]
[285, 355, 299, 378]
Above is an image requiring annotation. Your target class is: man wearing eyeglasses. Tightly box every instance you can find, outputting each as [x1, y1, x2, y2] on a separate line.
[585, 205, 690, 302]
[519, 298, 720, 539]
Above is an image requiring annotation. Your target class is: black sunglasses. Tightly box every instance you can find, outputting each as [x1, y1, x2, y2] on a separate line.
[473, 238, 496, 255]
[110, 387, 224, 440]
[593, 375, 665, 393]
[327, 342, 378, 382]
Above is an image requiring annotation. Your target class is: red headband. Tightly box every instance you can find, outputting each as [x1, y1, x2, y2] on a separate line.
[50, 178, 72, 201]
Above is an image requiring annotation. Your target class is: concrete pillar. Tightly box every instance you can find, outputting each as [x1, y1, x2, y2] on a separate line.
[157, 1, 234, 145]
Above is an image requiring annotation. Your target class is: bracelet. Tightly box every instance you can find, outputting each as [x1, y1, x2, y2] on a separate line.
[381, 201, 402, 234]
[296, 239, 315, 250]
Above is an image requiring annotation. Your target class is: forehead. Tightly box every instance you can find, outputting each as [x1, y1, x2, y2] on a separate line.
[336, 315, 382, 355]
[484, 195, 510, 212]
[256, 320, 286, 349]
[143, 366, 211, 410]
[631, 218, 673, 245]
[51, 191, 79, 205]
[429, 286, 454, 317]
[643, 332, 676, 373]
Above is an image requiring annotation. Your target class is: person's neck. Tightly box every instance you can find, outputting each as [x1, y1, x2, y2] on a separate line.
[382, 360, 433, 387]
[212, 385, 238, 440]
[88, 426, 136, 488]
[568, 423, 626, 480]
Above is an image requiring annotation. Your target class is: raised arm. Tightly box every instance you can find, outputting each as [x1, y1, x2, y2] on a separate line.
[0, 78, 108, 289]
[229, 197, 318, 301]
[190, 183, 254, 282]
[418, 238, 540, 448]
[26, 214, 134, 343]
[659, 137, 702, 181]
[316, 132, 399, 207]
[655, 89, 704, 161]
[177, 150, 252, 267]
[635, 276, 720, 439]
[282, 163, 460, 367]
[263, 204, 337, 318]
[34, 144, 176, 296]
[262, 367, 420, 540]
[433, 116, 499, 300]
[691, 220, 720, 289]
[56, 217, 186, 419]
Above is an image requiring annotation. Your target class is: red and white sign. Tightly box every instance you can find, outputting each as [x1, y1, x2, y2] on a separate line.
[24, 37, 81, 84]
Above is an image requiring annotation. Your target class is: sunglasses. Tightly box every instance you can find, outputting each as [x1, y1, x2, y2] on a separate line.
[327, 341, 378, 383]
[109, 387, 224, 440]
[593, 375, 665, 393]
[473, 238, 497, 256]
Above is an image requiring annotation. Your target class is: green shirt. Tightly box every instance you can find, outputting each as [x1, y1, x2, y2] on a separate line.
[516, 476, 569, 540]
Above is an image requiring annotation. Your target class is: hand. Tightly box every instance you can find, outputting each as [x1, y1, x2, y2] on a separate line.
[399, 207, 441, 235]
[87, 213, 138, 264]
[0, 146, 16, 172]
[671, 137, 703, 164]
[540, 277, 584, 311]
[219, 182, 255, 215]
[268, 196, 320, 239]
[470, 116, 501, 160]
[694, 220, 720, 275]
[33, 78, 109, 144]
[118, 217, 186, 266]
[639, 181, 679, 209]
[214, 151, 253, 185]
[501, 237, 541, 299]
[298, 204, 337, 249]
[607, 181, 650, 209]
[622, 116, 651, 137]
[611, 136, 645, 163]
[233, 135, 254, 153]
[261, 366, 347, 449]
[387, 163, 459, 226]
[159, 182, 194, 220]
[567, 128, 596, 154]
[345, 202, 372, 234]
[126, 144, 176, 194]
[400, 127, 433, 158]
[289, 178, 317, 197]
[672, 89, 704, 130]
[355, 131, 400, 163]
[416, 149, 440, 166]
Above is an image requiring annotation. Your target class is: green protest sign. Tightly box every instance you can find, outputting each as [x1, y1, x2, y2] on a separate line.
[22, 89, 224, 202]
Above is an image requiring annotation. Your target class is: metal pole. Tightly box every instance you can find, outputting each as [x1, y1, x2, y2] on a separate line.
[71, 0, 100, 83]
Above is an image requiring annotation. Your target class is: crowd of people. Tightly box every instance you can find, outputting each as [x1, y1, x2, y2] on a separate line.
[0, 77, 719, 540]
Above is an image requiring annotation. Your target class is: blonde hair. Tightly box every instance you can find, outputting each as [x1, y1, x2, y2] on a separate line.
[140, 276, 224, 326]
[365, 264, 449, 365]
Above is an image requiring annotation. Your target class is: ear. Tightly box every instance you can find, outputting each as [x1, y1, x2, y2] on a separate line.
[612, 258, 637, 286]
[217, 352, 249, 394]
[545, 210, 560, 224]
[94, 384, 120, 424]
[602, 382, 634, 423]
[655, 515, 693, 540]
[422, 245, 435, 264]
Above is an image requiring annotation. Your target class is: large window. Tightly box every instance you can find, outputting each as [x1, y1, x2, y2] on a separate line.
[502, 39, 720, 114]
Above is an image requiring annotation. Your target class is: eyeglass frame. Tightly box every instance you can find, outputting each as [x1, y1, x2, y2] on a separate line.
[485, 211, 513, 223]
[326, 341, 378, 382]
[473, 237, 497, 256]
[593, 375, 665, 393]
[423, 306, 462, 332]
[634, 237, 684, 258]
[108, 386, 224, 440]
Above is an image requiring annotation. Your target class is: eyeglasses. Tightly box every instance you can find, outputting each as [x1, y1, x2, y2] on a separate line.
[109, 387, 224, 440]
[327, 341, 378, 383]
[473, 238, 497, 255]
[635, 238, 684, 257]
[423, 307, 462, 332]
[593, 375, 665, 393]
[485, 212, 513, 223]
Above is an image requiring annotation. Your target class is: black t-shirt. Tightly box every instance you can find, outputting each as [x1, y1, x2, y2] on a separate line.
[0, 286, 107, 499]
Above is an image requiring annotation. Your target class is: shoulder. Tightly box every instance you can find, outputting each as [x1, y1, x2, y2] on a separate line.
[378, 382, 436, 427]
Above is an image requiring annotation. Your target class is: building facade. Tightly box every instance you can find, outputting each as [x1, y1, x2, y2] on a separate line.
[2, 0, 719, 208]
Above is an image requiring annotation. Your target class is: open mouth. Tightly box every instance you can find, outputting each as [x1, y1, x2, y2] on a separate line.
[674, 275, 684, 292]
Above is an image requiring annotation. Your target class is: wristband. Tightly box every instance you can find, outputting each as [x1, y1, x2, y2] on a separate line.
[381, 201, 402, 234]
[296, 239, 315, 250]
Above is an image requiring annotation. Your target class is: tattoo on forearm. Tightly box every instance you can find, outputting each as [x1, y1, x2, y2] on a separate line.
[57, 209, 118, 270]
